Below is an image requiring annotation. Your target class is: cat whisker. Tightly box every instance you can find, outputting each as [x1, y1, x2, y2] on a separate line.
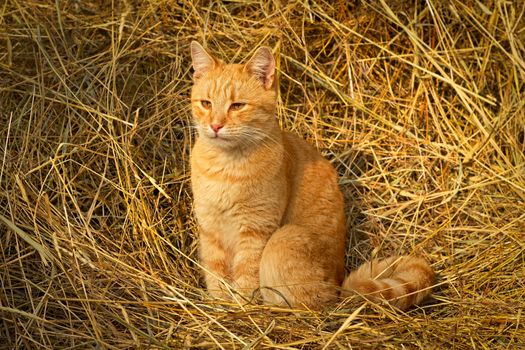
[227, 127, 283, 155]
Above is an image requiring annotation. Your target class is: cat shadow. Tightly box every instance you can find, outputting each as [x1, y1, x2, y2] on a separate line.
[331, 148, 373, 273]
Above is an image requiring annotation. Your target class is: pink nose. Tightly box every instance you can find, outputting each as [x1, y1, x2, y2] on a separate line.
[211, 124, 224, 133]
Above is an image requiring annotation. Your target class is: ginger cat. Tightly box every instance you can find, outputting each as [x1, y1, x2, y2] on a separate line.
[189, 42, 434, 310]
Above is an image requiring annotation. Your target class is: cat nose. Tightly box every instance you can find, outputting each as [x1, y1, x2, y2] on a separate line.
[210, 124, 224, 133]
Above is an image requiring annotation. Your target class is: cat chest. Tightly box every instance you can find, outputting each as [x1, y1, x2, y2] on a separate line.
[193, 180, 248, 251]
[193, 177, 281, 244]
[194, 178, 244, 222]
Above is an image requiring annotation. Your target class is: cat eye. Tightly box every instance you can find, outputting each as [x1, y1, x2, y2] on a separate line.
[201, 100, 212, 109]
[229, 102, 246, 111]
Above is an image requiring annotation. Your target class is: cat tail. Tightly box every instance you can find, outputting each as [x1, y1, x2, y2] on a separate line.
[342, 256, 434, 310]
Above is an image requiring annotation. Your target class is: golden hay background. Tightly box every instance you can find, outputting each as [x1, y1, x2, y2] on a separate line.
[1, 0, 524, 348]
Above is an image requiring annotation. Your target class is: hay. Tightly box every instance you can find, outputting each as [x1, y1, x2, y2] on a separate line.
[1, 0, 524, 348]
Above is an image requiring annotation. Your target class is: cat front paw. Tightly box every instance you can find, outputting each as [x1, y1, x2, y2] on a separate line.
[205, 277, 236, 301]
[232, 275, 260, 301]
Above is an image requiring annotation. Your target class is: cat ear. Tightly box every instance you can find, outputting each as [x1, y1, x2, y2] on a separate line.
[245, 47, 275, 90]
[190, 41, 216, 79]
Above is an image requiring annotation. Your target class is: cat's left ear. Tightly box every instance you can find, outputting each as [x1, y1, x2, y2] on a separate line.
[245, 47, 275, 90]
[190, 41, 216, 79]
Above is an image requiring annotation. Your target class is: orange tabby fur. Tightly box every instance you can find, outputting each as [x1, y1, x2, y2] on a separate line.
[189, 42, 434, 310]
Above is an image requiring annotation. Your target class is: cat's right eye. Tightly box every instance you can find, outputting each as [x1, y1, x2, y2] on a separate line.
[201, 100, 212, 109]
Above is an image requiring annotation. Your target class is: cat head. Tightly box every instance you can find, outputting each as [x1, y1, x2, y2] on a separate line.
[190, 41, 277, 149]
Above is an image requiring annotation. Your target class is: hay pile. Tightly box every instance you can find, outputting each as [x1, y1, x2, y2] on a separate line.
[1, 0, 524, 348]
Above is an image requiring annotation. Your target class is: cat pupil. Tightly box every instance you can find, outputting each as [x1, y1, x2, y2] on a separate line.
[201, 100, 211, 109]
